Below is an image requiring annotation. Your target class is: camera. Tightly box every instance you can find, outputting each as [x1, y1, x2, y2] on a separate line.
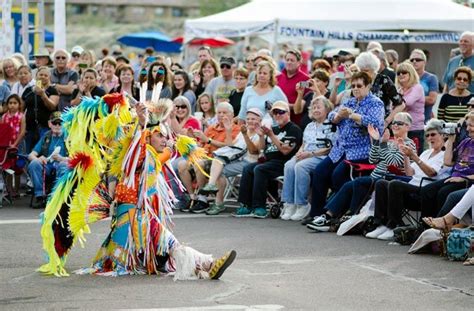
[265, 100, 273, 111]
[441, 122, 460, 135]
[299, 81, 310, 88]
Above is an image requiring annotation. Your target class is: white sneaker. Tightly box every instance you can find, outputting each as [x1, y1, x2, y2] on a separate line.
[290, 204, 310, 221]
[377, 228, 394, 241]
[366, 225, 389, 239]
[280, 203, 296, 220]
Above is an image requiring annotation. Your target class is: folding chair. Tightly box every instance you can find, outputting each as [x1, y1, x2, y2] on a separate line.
[268, 176, 285, 219]
[223, 174, 240, 204]
[0, 123, 17, 207]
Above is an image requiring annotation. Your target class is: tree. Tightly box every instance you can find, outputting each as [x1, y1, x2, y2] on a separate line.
[199, 0, 250, 16]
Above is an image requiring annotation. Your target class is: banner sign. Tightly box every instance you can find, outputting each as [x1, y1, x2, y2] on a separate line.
[185, 22, 275, 42]
[0, 0, 13, 58]
[0, 6, 39, 58]
[278, 26, 461, 43]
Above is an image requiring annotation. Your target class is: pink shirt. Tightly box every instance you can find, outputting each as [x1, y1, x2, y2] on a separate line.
[183, 116, 201, 131]
[402, 84, 425, 131]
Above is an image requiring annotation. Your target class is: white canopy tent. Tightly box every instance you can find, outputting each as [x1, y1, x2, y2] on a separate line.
[186, 0, 473, 40]
[185, 0, 473, 79]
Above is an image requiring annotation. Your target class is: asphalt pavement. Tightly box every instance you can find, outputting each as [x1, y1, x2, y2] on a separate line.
[0, 197, 473, 310]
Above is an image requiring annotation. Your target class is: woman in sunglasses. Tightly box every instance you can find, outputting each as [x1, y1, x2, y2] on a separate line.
[307, 112, 416, 233]
[171, 70, 196, 112]
[366, 118, 446, 240]
[395, 62, 425, 154]
[438, 66, 473, 123]
[305, 71, 385, 223]
[169, 96, 201, 136]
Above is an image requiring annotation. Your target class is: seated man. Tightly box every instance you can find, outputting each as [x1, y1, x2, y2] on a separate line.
[177, 102, 240, 213]
[28, 112, 69, 208]
[237, 101, 302, 218]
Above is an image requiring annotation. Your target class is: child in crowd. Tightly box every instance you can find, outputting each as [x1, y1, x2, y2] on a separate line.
[196, 93, 217, 131]
[1, 94, 26, 198]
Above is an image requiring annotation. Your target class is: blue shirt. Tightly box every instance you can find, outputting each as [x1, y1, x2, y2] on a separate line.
[33, 131, 68, 157]
[0, 83, 10, 104]
[442, 55, 474, 93]
[328, 92, 385, 162]
[238, 85, 288, 120]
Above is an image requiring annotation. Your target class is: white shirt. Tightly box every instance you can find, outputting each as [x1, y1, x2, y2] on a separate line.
[409, 148, 445, 187]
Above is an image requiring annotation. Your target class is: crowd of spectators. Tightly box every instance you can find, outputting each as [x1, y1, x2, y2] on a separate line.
[0, 31, 473, 263]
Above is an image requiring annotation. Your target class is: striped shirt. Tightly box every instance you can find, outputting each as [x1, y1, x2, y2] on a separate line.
[369, 138, 416, 179]
[437, 94, 473, 123]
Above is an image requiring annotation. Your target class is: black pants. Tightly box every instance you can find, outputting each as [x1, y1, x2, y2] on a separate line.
[238, 160, 284, 208]
[419, 178, 471, 217]
[436, 188, 470, 217]
[374, 179, 421, 229]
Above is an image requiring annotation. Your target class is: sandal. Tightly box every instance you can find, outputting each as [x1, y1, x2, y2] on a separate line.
[422, 216, 449, 230]
[463, 257, 474, 266]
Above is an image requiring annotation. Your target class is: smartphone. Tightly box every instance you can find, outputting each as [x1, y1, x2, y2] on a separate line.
[36, 80, 42, 89]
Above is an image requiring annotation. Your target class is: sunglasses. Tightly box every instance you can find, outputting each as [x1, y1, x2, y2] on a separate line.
[410, 58, 424, 63]
[391, 121, 406, 126]
[220, 64, 231, 69]
[51, 121, 62, 126]
[55, 56, 67, 60]
[175, 105, 187, 110]
[425, 132, 438, 138]
[397, 71, 409, 76]
[272, 109, 287, 115]
[456, 77, 469, 82]
[351, 83, 364, 89]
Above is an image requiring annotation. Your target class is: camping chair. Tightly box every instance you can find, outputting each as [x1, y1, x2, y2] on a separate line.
[0, 123, 18, 207]
[223, 174, 240, 204]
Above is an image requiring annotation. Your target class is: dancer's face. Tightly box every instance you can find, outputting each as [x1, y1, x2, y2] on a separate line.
[150, 132, 167, 152]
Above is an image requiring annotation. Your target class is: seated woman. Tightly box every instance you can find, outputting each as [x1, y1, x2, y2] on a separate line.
[307, 71, 385, 221]
[423, 185, 473, 266]
[280, 96, 336, 221]
[199, 108, 264, 216]
[419, 111, 474, 217]
[177, 102, 240, 213]
[366, 119, 446, 240]
[307, 112, 416, 232]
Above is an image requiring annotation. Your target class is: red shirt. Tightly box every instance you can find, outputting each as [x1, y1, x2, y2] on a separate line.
[183, 116, 201, 131]
[277, 68, 309, 126]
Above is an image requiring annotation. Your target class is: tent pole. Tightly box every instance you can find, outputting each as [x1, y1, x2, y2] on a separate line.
[272, 18, 279, 58]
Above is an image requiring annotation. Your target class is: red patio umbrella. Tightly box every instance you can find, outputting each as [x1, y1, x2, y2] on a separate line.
[172, 36, 235, 48]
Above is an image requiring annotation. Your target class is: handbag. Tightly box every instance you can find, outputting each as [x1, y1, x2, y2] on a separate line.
[446, 226, 473, 261]
[212, 146, 246, 163]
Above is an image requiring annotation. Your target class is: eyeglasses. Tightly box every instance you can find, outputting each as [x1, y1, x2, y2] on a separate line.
[425, 132, 438, 138]
[351, 83, 364, 89]
[175, 105, 187, 110]
[220, 64, 231, 69]
[51, 121, 62, 126]
[55, 56, 67, 60]
[391, 121, 406, 126]
[397, 71, 409, 76]
[456, 77, 469, 82]
[410, 58, 424, 63]
[272, 109, 287, 115]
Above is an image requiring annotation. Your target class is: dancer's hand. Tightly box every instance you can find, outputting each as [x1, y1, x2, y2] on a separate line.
[136, 103, 148, 126]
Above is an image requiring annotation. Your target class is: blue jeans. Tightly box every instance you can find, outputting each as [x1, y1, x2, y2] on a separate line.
[309, 157, 369, 217]
[28, 159, 68, 197]
[238, 160, 284, 208]
[282, 156, 322, 205]
[325, 176, 376, 217]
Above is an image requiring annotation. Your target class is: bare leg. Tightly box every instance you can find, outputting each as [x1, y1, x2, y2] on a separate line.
[207, 160, 224, 186]
[195, 160, 209, 189]
[178, 159, 195, 199]
[215, 175, 227, 204]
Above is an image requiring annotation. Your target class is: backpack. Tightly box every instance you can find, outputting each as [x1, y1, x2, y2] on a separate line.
[446, 226, 474, 261]
[394, 224, 424, 246]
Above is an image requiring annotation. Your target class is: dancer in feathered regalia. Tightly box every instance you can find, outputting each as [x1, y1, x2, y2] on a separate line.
[38, 85, 236, 280]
